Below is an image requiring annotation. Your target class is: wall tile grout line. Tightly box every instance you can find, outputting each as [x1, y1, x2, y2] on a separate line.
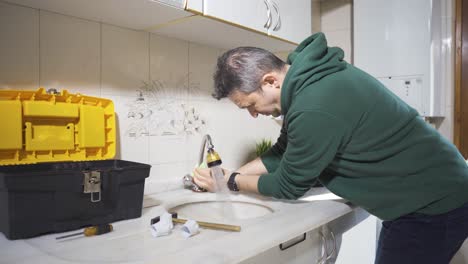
[148, 32, 151, 83]
[186, 42, 191, 164]
[99, 22, 102, 97]
[38, 8, 41, 88]
[147, 31, 151, 164]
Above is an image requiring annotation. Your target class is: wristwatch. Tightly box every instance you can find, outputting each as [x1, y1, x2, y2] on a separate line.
[227, 172, 240, 192]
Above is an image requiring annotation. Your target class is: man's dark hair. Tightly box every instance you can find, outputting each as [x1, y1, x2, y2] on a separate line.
[212, 47, 286, 100]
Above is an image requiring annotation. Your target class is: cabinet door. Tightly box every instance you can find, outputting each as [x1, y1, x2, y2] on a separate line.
[327, 208, 377, 264]
[268, 0, 311, 44]
[203, 0, 270, 35]
[240, 229, 322, 264]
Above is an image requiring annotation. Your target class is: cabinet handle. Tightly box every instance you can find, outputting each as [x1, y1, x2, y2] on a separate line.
[317, 230, 328, 264]
[263, 0, 272, 29]
[325, 229, 336, 262]
[279, 233, 306, 251]
[317, 226, 337, 264]
[271, 1, 281, 31]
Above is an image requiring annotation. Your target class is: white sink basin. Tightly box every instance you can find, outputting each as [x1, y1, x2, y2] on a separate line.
[169, 201, 274, 222]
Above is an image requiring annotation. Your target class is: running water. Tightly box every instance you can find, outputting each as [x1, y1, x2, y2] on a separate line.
[211, 166, 236, 221]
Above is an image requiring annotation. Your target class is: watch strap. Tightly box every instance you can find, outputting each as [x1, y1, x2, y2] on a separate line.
[227, 172, 240, 192]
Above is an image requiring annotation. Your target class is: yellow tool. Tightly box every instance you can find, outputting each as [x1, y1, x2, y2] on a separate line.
[56, 224, 113, 240]
[151, 213, 241, 232]
[172, 218, 241, 232]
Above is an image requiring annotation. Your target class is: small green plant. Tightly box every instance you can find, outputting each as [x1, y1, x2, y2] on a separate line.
[255, 139, 272, 157]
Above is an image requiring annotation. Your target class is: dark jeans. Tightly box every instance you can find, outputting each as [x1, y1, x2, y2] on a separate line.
[376, 202, 468, 264]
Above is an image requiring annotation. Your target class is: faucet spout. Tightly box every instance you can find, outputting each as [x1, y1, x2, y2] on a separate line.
[199, 134, 214, 166]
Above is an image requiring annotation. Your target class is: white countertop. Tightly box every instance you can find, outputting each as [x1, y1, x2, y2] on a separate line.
[0, 188, 354, 264]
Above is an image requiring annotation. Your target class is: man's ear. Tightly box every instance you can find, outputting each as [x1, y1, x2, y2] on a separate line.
[261, 73, 278, 87]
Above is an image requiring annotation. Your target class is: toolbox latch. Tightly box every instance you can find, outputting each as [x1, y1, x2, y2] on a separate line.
[83, 171, 101, 203]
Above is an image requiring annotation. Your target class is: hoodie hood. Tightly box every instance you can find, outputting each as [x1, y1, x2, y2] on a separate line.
[281, 32, 347, 114]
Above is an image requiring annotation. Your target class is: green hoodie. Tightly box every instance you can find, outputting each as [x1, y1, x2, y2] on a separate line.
[258, 32, 468, 220]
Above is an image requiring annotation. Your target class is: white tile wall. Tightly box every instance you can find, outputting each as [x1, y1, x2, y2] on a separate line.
[149, 133, 190, 165]
[150, 34, 189, 100]
[145, 161, 192, 194]
[101, 24, 149, 97]
[320, 0, 353, 63]
[40, 11, 100, 96]
[0, 2, 39, 90]
[188, 42, 223, 100]
[324, 29, 352, 63]
[320, 0, 352, 32]
[191, 100, 281, 168]
[108, 94, 150, 164]
[0, 2, 281, 193]
[312, 1, 322, 34]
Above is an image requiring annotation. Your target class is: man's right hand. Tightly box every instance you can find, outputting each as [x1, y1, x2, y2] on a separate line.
[192, 167, 231, 192]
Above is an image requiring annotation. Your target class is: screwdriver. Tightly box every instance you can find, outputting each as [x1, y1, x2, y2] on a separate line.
[56, 224, 113, 240]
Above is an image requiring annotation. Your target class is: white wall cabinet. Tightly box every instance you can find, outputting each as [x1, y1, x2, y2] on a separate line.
[6, 0, 303, 52]
[267, 0, 311, 44]
[203, 0, 271, 35]
[203, 0, 311, 44]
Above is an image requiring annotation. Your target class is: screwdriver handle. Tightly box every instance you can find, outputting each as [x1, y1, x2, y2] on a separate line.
[83, 224, 113, 236]
[56, 224, 113, 240]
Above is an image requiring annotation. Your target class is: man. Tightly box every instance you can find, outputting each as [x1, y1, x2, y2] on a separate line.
[193, 32, 468, 264]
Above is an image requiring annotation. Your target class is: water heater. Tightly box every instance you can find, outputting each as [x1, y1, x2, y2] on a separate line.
[353, 0, 452, 117]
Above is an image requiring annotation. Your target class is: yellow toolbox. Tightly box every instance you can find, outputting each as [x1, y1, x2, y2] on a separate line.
[0, 88, 116, 165]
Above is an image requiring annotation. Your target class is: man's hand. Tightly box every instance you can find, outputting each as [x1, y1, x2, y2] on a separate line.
[192, 158, 265, 194]
[193, 167, 232, 192]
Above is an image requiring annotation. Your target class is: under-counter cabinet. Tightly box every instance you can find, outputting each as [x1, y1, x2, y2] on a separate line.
[240, 228, 323, 264]
[240, 207, 372, 264]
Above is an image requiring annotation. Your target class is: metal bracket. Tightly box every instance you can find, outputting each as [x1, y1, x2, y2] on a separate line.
[83, 171, 101, 203]
[46, 88, 59, 95]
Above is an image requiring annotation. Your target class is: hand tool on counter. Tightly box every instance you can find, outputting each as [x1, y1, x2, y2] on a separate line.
[151, 212, 241, 232]
[55, 224, 113, 240]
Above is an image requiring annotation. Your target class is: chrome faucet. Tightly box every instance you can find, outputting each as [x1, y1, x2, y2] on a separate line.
[182, 174, 206, 192]
[183, 134, 214, 192]
[198, 134, 214, 165]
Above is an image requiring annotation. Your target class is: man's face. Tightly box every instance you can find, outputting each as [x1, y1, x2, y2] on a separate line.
[229, 85, 281, 118]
